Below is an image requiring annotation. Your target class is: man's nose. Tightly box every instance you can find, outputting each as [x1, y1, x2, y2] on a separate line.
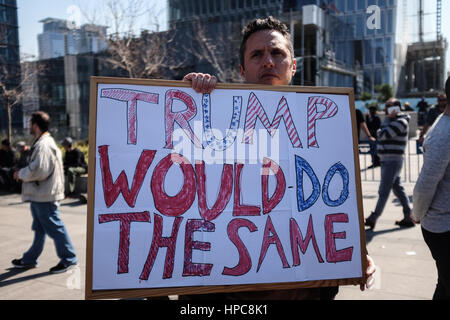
[263, 53, 275, 68]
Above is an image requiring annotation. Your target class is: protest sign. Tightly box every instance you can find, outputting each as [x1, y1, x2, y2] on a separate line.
[85, 77, 367, 299]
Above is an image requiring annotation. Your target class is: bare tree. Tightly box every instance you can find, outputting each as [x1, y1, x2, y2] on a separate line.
[188, 19, 243, 83]
[81, 0, 180, 79]
[0, 60, 44, 142]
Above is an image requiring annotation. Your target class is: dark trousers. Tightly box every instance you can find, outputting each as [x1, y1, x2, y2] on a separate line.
[422, 227, 450, 300]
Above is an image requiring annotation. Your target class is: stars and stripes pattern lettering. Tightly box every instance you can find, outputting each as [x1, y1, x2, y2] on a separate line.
[307, 96, 338, 148]
[243, 92, 302, 148]
[101, 88, 159, 145]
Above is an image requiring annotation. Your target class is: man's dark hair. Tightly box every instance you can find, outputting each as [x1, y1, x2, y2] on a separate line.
[446, 76, 450, 105]
[30, 111, 50, 132]
[1, 139, 10, 147]
[239, 16, 293, 69]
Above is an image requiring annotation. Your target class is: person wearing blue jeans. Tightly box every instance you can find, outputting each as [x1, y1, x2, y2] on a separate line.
[365, 99, 414, 229]
[21, 202, 77, 268]
[12, 111, 77, 273]
[369, 160, 411, 225]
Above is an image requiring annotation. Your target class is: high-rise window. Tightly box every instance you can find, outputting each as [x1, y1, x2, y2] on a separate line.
[346, 0, 355, 11]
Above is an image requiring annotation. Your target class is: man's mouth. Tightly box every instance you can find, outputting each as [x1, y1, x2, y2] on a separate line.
[260, 72, 279, 80]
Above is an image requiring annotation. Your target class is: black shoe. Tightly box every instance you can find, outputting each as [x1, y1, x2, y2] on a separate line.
[367, 163, 380, 169]
[11, 258, 37, 269]
[79, 194, 87, 204]
[49, 262, 77, 274]
[395, 218, 415, 228]
[364, 218, 376, 230]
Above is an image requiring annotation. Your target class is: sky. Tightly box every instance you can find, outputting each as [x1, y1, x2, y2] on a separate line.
[17, 0, 450, 74]
[17, 0, 168, 58]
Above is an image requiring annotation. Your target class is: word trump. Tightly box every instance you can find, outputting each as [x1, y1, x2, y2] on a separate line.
[100, 89, 338, 150]
[97, 146, 352, 280]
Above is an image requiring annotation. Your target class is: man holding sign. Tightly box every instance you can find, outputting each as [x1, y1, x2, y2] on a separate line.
[183, 16, 375, 300]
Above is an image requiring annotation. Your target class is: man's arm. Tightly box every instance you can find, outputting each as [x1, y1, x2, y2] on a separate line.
[360, 122, 376, 141]
[377, 117, 407, 141]
[183, 73, 217, 93]
[17, 145, 55, 182]
[413, 136, 450, 222]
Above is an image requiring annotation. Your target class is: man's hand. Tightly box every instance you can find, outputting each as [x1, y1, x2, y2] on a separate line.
[183, 73, 217, 94]
[360, 254, 376, 291]
[410, 213, 420, 224]
[13, 170, 20, 182]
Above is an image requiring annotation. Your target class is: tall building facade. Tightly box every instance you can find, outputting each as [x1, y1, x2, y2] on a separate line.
[38, 17, 108, 60]
[0, 0, 22, 134]
[168, 0, 405, 96]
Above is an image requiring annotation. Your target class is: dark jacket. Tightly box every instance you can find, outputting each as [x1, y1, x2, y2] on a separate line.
[64, 148, 87, 171]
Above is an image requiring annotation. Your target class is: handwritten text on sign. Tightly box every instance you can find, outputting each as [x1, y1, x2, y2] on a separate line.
[92, 83, 362, 290]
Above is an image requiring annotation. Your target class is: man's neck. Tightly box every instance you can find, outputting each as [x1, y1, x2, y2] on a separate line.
[444, 105, 450, 116]
[34, 130, 46, 140]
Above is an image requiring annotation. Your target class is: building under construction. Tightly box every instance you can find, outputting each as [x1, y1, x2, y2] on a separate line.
[398, 0, 447, 97]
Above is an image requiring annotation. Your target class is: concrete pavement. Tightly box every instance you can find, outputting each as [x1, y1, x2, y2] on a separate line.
[0, 177, 437, 300]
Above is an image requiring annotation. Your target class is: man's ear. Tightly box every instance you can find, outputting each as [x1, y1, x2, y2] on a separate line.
[239, 64, 246, 81]
[292, 59, 297, 76]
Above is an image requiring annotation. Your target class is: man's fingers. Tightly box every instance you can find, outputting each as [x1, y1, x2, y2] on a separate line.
[184, 72, 217, 93]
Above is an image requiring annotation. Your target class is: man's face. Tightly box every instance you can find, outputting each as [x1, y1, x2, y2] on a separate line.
[239, 30, 296, 86]
[29, 122, 38, 136]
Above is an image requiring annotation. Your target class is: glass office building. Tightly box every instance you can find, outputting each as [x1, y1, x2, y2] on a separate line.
[0, 0, 22, 132]
[169, 0, 403, 95]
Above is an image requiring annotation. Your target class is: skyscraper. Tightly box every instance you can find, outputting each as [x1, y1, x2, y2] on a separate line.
[168, 0, 405, 96]
[38, 17, 108, 60]
[0, 0, 22, 133]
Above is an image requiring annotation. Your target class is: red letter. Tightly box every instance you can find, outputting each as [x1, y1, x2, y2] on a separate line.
[325, 213, 353, 263]
[307, 96, 338, 148]
[165, 89, 202, 149]
[257, 216, 289, 272]
[151, 153, 196, 217]
[140, 213, 183, 280]
[99, 145, 156, 208]
[222, 218, 257, 276]
[243, 93, 303, 148]
[289, 216, 324, 266]
[101, 88, 159, 145]
[183, 219, 215, 277]
[98, 211, 150, 274]
[196, 161, 233, 221]
[261, 157, 286, 214]
[233, 163, 260, 216]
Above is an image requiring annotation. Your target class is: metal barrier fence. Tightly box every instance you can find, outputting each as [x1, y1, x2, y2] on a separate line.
[359, 139, 424, 183]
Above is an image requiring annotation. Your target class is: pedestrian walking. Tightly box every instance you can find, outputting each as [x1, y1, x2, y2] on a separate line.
[365, 98, 414, 230]
[412, 77, 450, 300]
[365, 105, 381, 168]
[12, 111, 78, 273]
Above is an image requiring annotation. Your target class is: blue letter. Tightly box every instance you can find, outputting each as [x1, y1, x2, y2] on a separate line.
[295, 155, 320, 212]
[322, 162, 349, 207]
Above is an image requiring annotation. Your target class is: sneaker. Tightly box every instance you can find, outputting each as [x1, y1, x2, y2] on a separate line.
[79, 194, 87, 204]
[49, 262, 77, 274]
[11, 258, 37, 269]
[364, 218, 376, 230]
[395, 218, 415, 228]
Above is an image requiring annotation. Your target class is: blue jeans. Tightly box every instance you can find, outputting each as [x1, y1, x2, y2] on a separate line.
[370, 159, 411, 222]
[22, 202, 77, 266]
